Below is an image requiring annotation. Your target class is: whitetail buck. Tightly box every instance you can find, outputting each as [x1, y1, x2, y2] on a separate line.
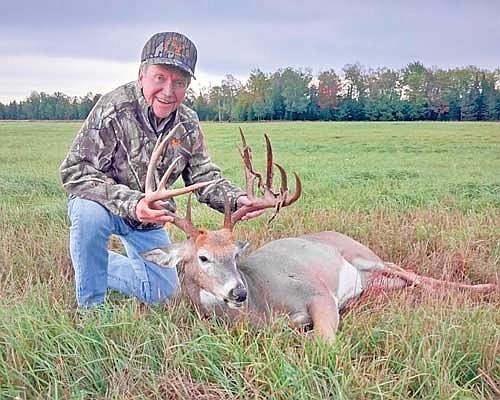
[141, 127, 498, 342]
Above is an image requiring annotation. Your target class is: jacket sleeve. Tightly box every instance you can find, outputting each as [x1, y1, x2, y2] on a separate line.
[59, 103, 145, 219]
[181, 124, 244, 213]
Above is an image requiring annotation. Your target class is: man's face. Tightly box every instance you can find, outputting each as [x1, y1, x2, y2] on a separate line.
[138, 64, 189, 119]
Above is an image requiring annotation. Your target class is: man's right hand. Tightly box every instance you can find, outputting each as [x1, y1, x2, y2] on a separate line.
[135, 198, 175, 224]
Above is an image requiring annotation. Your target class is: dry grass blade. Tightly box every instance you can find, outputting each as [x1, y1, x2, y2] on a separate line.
[156, 372, 231, 400]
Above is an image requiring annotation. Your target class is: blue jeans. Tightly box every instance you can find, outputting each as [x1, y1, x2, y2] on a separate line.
[67, 197, 179, 308]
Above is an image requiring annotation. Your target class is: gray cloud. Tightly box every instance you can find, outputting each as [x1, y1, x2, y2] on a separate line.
[1, 0, 499, 102]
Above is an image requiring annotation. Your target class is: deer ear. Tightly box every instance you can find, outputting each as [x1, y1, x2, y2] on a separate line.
[235, 240, 251, 257]
[141, 244, 185, 269]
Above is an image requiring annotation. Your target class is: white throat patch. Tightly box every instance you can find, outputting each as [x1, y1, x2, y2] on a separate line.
[199, 289, 224, 309]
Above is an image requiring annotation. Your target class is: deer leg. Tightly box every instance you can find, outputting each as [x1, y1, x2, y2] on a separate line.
[307, 295, 340, 343]
[365, 271, 408, 290]
[382, 262, 498, 293]
[289, 311, 314, 332]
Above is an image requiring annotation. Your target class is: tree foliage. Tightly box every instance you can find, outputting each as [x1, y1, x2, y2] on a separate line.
[0, 91, 101, 120]
[1, 63, 499, 122]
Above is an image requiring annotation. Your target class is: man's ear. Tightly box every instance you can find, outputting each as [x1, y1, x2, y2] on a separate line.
[235, 240, 251, 258]
[141, 243, 185, 269]
[138, 68, 144, 88]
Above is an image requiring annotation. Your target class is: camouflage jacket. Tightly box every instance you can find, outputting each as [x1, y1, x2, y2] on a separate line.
[60, 81, 243, 230]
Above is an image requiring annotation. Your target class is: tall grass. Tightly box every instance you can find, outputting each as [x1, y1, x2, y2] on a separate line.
[0, 121, 499, 399]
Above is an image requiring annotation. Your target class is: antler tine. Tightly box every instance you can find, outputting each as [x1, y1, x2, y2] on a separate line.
[143, 121, 217, 238]
[265, 164, 302, 223]
[286, 172, 302, 206]
[238, 147, 254, 198]
[230, 133, 302, 226]
[144, 121, 217, 204]
[239, 130, 263, 198]
[275, 163, 288, 196]
[174, 181, 232, 238]
[169, 194, 199, 239]
[145, 122, 183, 194]
[146, 165, 216, 204]
[274, 164, 302, 206]
[223, 191, 232, 230]
[157, 155, 182, 189]
[185, 192, 192, 222]
[239, 127, 248, 148]
[264, 134, 274, 191]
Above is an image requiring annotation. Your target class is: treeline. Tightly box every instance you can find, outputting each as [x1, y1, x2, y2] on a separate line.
[1, 62, 499, 121]
[188, 62, 500, 121]
[0, 92, 101, 120]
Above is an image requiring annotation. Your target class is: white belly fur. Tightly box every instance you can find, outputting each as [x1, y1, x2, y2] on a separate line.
[336, 259, 364, 308]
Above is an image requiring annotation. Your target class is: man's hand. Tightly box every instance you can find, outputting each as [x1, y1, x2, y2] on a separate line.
[136, 198, 175, 224]
[236, 195, 266, 221]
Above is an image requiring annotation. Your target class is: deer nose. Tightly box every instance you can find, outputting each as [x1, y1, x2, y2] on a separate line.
[229, 284, 247, 303]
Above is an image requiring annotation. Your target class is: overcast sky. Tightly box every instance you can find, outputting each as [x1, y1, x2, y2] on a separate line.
[1, 0, 499, 103]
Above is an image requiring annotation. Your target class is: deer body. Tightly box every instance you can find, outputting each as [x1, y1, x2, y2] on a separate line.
[141, 128, 497, 342]
[144, 230, 402, 342]
[151, 229, 495, 342]
[217, 231, 403, 340]
[237, 234, 366, 317]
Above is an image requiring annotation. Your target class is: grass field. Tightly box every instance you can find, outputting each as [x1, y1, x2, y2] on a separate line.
[0, 120, 499, 399]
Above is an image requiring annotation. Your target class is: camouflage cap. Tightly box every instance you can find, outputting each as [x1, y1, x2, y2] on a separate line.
[141, 32, 197, 78]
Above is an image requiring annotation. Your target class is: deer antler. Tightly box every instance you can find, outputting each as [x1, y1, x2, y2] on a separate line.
[225, 129, 302, 229]
[145, 122, 215, 238]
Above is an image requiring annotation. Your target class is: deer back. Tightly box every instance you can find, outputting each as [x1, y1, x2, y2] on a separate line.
[237, 234, 367, 314]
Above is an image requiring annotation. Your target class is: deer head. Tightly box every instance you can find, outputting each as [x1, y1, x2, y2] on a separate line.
[142, 129, 301, 309]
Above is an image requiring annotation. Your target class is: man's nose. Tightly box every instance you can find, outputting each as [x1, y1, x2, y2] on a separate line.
[160, 81, 175, 96]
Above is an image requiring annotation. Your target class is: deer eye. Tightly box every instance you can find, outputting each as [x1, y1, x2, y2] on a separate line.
[199, 255, 209, 263]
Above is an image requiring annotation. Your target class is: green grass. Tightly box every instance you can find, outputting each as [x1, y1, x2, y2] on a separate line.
[0, 120, 499, 399]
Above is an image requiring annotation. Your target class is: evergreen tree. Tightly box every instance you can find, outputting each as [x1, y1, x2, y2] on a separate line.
[462, 73, 489, 121]
[266, 71, 285, 120]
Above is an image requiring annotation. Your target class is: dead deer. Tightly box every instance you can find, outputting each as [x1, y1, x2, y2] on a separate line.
[142, 128, 498, 342]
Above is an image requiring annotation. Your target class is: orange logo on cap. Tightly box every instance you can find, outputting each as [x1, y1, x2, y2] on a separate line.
[164, 37, 190, 58]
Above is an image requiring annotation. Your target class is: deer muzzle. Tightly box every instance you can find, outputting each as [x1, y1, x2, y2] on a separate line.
[226, 284, 247, 307]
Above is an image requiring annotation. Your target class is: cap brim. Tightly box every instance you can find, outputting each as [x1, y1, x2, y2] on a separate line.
[142, 58, 195, 79]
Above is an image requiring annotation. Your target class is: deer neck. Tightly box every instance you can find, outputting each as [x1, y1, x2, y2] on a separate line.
[235, 261, 269, 314]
